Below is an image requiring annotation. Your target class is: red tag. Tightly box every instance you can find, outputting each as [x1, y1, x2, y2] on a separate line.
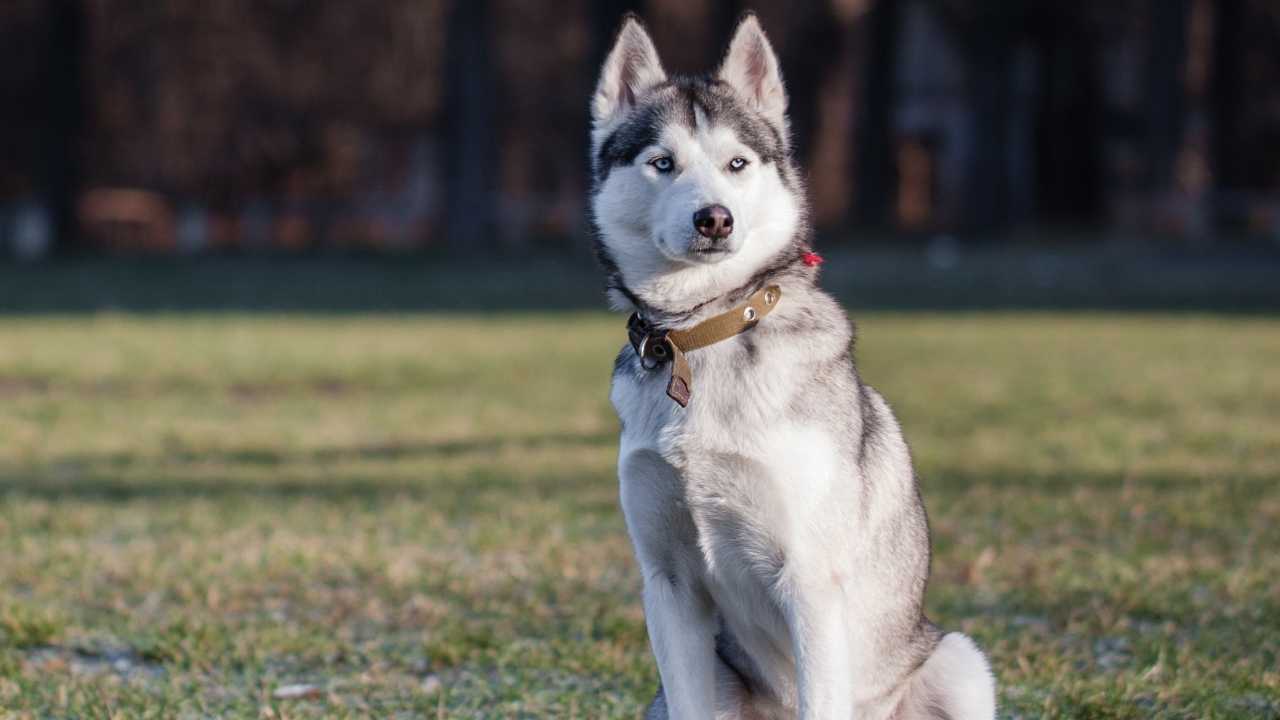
[802, 251, 824, 267]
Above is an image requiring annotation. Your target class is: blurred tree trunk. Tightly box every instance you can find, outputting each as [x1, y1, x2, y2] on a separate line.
[964, 30, 1013, 234]
[1210, 0, 1245, 205]
[1145, 0, 1190, 197]
[925, 0, 1016, 234]
[443, 0, 497, 252]
[1033, 17, 1104, 225]
[781, 2, 843, 165]
[930, 1, 1113, 234]
[853, 0, 902, 228]
[46, 0, 86, 255]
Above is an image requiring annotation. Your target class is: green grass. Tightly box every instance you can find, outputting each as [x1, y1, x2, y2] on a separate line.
[1, 310, 1278, 718]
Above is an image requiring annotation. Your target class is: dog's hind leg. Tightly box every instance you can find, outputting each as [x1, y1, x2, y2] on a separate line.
[892, 632, 996, 720]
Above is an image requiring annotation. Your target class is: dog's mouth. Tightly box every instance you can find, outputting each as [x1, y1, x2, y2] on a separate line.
[686, 246, 734, 265]
[657, 234, 736, 264]
[686, 238, 737, 263]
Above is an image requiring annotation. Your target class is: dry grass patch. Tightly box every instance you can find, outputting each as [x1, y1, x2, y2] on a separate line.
[1, 311, 1277, 717]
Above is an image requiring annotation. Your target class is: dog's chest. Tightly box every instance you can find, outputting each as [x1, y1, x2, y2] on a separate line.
[611, 337, 854, 696]
[612, 343, 840, 578]
[612, 344, 774, 461]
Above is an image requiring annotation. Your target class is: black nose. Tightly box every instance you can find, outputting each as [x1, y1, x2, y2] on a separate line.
[693, 204, 734, 239]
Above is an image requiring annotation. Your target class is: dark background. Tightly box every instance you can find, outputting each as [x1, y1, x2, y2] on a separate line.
[1, 0, 1278, 301]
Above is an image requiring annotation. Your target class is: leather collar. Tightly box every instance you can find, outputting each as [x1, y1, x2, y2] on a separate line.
[626, 285, 782, 407]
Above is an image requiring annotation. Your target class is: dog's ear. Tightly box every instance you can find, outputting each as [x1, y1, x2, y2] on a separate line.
[593, 14, 666, 126]
[717, 13, 787, 127]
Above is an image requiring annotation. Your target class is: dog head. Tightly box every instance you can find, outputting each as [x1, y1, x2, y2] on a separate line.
[590, 14, 807, 312]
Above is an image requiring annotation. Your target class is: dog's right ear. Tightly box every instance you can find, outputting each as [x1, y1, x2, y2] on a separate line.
[592, 15, 666, 127]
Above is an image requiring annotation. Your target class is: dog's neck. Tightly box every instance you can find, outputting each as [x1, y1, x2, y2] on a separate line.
[608, 244, 814, 331]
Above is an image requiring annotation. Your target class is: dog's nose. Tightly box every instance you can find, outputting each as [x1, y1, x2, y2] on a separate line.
[693, 204, 734, 239]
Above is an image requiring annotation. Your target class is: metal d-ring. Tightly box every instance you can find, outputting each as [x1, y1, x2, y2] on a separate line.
[638, 334, 668, 370]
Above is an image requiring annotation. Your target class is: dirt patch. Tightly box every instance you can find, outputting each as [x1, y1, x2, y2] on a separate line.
[0, 377, 51, 398]
[24, 645, 164, 682]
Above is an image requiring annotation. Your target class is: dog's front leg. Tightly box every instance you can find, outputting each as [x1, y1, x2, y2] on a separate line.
[788, 586, 854, 720]
[621, 453, 717, 718]
[642, 570, 717, 719]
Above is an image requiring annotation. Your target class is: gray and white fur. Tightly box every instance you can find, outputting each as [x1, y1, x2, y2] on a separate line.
[590, 14, 996, 720]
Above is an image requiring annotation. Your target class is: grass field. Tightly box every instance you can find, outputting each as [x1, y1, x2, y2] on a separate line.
[2, 301, 1279, 717]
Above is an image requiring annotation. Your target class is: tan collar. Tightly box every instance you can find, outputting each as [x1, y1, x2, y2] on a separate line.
[626, 285, 782, 407]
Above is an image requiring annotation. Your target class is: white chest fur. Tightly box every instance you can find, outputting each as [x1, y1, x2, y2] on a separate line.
[612, 343, 851, 705]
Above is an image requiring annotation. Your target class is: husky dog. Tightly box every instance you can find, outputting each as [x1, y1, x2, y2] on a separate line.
[590, 13, 995, 720]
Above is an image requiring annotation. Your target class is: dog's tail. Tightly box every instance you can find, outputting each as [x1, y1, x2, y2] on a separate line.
[894, 632, 996, 719]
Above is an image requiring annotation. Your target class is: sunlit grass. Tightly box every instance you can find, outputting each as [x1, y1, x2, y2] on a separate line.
[1, 311, 1278, 717]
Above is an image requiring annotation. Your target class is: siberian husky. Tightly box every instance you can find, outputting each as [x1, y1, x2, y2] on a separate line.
[589, 13, 996, 720]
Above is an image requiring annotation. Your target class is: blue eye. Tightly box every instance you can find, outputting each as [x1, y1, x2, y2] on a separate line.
[649, 156, 674, 173]
[728, 157, 749, 172]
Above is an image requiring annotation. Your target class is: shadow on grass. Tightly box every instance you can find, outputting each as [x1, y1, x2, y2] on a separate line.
[0, 467, 618, 510]
[35, 431, 617, 470]
[1, 440, 1273, 506]
[0, 432, 619, 506]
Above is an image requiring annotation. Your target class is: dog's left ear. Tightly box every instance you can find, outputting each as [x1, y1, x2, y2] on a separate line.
[717, 14, 787, 128]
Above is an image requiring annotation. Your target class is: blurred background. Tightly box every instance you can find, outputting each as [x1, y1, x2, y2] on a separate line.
[3, 4, 1279, 716]
[3, 0, 1280, 268]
